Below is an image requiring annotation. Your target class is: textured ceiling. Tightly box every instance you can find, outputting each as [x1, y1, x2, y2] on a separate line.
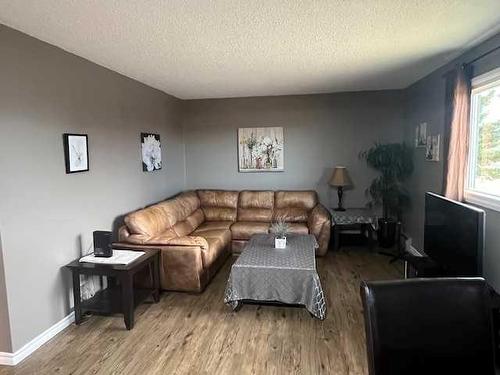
[1, 1, 500, 99]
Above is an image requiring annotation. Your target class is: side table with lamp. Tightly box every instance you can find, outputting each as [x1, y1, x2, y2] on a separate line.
[328, 166, 377, 251]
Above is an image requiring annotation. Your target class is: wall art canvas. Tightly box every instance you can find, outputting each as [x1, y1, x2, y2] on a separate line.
[63, 133, 89, 174]
[141, 133, 162, 172]
[238, 127, 284, 172]
[415, 122, 427, 148]
[425, 134, 440, 162]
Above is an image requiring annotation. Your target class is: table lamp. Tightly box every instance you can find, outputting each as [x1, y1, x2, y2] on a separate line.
[329, 166, 352, 211]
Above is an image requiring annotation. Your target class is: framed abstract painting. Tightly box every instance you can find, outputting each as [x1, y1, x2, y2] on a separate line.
[141, 133, 162, 172]
[63, 133, 89, 174]
[238, 127, 284, 172]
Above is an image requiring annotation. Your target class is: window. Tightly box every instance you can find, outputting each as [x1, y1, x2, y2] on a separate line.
[465, 67, 500, 211]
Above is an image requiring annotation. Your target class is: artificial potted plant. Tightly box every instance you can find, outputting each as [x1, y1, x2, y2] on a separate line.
[360, 142, 414, 248]
[271, 219, 289, 249]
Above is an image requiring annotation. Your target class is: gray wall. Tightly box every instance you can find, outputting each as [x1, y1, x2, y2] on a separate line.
[182, 92, 405, 208]
[0, 233, 12, 353]
[403, 32, 500, 291]
[0, 25, 185, 351]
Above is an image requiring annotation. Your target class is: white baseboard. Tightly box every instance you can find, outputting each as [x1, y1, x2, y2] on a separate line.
[0, 351, 14, 366]
[0, 311, 75, 366]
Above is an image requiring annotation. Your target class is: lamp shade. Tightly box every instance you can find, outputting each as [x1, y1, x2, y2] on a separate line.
[329, 166, 352, 187]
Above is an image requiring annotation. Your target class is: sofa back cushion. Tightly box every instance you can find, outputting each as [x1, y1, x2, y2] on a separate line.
[238, 191, 274, 222]
[172, 208, 205, 237]
[124, 191, 201, 238]
[197, 190, 239, 222]
[273, 191, 318, 222]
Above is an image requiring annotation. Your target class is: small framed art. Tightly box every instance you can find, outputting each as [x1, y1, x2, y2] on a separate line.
[63, 133, 89, 174]
[425, 134, 440, 162]
[141, 133, 162, 172]
[415, 122, 427, 148]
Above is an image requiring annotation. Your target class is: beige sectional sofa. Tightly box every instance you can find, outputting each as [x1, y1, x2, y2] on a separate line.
[116, 189, 331, 292]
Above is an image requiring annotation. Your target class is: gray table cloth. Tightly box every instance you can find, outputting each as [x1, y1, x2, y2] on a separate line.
[331, 207, 377, 229]
[224, 234, 326, 320]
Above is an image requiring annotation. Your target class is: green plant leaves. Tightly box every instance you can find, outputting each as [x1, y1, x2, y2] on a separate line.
[360, 142, 414, 219]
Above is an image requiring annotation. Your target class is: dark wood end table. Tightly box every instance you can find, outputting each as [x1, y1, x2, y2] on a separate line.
[66, 249, 160, 330]
[330, 208, 377, 251]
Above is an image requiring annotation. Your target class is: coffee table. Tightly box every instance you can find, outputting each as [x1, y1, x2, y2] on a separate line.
[224, 234, 326, 320]
[66, 249, 160, 330]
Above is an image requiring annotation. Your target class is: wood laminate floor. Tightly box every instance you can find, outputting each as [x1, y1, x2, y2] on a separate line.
[0, 249, 402, 375]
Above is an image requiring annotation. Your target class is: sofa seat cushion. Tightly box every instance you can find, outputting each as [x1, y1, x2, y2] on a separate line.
[287, 223, 309, 235]
[195, 221, 233, 232]
[202, 237, 228, 268]
[231, 222, 270, 240]
[147, 229, 178, 245]
[192, 228, 231, 247]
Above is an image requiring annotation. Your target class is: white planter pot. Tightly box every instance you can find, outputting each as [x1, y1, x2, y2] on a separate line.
[275, 237, 287, 249]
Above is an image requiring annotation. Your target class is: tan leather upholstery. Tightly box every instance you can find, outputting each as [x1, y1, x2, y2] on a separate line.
[159, 245, 206, 291]
[307, 204, 331, 256]
[172, 208, 204, 237]
[273, 191, 318, 222]
[202, 238, 227, 268]
[195, 221, 233, 232]
[117, 189, 331, 292]
[123, 191, 200, 241]
[197, 190, 239, 221]
[231, 221, 270, 240]
[287, 223, 309, 235]
[150, 235, 209, 249]
[118, 225, 151, 245]
[146, 229, 178, 245]
[231, 239, 248, 254]
[275, 190, 318, 209]
[238, 191, 274, 222]
[192, 228, 231, 245]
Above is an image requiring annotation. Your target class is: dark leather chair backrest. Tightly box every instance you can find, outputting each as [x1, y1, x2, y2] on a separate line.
[360, 278, 496, 375]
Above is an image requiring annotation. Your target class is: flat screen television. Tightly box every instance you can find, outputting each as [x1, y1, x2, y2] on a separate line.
[424, 192, 485, 277]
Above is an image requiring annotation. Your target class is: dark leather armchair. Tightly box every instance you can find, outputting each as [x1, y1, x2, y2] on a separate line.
[360, 278, 496, 375]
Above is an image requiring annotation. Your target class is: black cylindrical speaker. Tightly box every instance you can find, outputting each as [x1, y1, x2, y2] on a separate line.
[93, 231, 113, 258]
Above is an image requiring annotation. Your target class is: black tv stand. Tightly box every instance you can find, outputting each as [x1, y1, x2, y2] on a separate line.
[402, 253, 443, 277]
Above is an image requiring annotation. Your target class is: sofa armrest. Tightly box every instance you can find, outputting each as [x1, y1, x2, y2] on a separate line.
[159, 236, 209, 250]
[118, 224, 208, 250]
[118, 225, 151, 244]
[308, 204, 331, 256]
[157, 245, 206, 292]
[111, 242, 206, 292]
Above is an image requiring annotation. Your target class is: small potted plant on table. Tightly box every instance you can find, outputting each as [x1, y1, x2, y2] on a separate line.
[271, 219, 289, 249]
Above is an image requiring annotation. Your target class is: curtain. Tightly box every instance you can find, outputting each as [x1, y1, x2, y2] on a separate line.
[444, 65, 472, 201]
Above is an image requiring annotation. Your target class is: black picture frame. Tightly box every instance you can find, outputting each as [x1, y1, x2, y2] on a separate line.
[63, 133, 89, 174]
[141, 133, 162, 172]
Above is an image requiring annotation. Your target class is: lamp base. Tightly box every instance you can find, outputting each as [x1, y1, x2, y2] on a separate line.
[335, 186, 346, 212]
